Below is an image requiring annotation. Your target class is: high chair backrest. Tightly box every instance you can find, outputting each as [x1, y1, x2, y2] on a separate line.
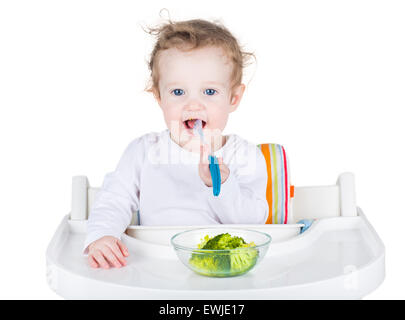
[256, 143, 357, 222]
[70, 145, 357, 222]
[71, 173, 357, 223]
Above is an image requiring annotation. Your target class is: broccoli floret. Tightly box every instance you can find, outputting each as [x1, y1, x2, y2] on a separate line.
[227, 236, 247, 249]
[188, 233, 258, 277]
[202, 233, 246, 250]
[202, 233, 230, 250]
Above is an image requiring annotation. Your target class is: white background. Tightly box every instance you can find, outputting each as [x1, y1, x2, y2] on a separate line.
[0, 0, 404, 299]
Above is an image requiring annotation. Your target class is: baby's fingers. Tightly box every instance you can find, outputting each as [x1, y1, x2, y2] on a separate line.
[109, 242, 127, 266]
[117, 239, 129, 257]
[88, 255, 99, 268]
[102, 246, 123, 268]
[92, 250, 110, 269]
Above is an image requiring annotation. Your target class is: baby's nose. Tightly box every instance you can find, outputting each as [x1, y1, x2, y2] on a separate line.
[185, 98, 204, 110]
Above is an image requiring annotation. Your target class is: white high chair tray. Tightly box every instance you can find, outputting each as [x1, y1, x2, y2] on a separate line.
[46, 209, 384, 300]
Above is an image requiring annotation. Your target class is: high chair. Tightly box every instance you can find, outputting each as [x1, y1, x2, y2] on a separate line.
[46, 143, 385, 299]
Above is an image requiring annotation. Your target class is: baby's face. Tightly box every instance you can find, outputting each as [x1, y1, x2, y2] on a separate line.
[155, 46, 245, 151]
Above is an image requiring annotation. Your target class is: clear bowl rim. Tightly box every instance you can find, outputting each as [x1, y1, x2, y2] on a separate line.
[170, 227, 272, 252]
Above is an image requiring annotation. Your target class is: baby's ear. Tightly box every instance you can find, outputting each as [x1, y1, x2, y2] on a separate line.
[229, 84, 246, 113]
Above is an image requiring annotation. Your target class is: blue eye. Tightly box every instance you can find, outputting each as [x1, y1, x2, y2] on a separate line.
[204, 89, 217, 96]
[172, 89, 184, 96]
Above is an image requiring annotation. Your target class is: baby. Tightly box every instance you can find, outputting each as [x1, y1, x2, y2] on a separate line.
[84, 18, 269, 269]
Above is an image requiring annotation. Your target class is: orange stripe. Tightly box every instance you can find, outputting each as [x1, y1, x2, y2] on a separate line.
[290, 185, 295, 198]
[260, 144, 273, 224]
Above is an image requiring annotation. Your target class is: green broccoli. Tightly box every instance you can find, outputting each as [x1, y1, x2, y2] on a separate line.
[188, 233, 258, 277]
[202, 233, 246, 250]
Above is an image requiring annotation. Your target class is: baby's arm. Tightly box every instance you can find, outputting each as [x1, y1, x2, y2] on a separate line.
[84, 138, 144, 267]
[199, 143, 268, 224]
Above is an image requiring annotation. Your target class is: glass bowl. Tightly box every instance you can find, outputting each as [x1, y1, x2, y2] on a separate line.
[170, 228, 271, 277]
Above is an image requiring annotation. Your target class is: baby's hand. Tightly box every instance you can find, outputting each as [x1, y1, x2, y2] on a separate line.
[87, 236, 129, 269]
[199, 143, 230, 187]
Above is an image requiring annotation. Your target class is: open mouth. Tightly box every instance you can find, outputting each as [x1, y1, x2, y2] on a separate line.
[183, 118, 207, 130]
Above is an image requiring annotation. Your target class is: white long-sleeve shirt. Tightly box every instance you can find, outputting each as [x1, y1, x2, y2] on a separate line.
[84, 129, 269, 251]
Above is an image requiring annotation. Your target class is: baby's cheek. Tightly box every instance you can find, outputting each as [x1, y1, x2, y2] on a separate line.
[211, 111, 229, 130]
[162, 107, 182, 125]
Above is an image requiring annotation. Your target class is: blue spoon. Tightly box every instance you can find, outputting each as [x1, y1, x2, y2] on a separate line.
[193, 120, 221, 196]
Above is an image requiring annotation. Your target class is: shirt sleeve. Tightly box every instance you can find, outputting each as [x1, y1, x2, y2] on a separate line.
[202, 145, 269, 224]
[83, 137, 145, 254]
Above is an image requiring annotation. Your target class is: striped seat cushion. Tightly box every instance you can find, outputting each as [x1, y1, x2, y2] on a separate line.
[257, 143, 294, 224]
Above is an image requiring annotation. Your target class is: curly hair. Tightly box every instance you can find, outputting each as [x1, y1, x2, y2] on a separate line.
[144, 18, 255, 99]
